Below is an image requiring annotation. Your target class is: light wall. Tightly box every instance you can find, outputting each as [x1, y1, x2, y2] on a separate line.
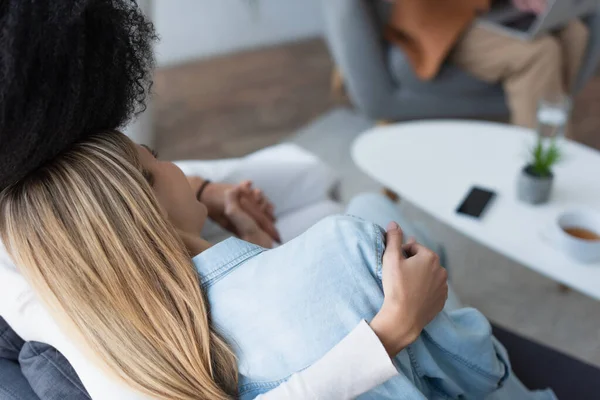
[153, 0, 324, 67]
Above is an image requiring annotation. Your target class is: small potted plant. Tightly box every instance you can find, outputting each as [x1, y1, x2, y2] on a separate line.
[517, 137, 561, 205]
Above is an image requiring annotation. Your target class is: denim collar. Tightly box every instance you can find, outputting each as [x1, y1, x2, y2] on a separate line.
[192, 237, 265, 289]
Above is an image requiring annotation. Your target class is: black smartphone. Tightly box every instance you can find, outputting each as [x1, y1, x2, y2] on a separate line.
[456, 186, 496, 218]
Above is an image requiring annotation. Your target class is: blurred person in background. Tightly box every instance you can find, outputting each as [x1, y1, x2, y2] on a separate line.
[386, 0, 589, 131]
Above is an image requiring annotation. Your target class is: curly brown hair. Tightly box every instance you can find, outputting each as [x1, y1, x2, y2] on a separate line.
[0, 0, 158, 190]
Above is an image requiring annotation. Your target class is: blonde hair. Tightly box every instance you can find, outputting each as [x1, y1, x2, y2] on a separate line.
[0, 131, 237, 399]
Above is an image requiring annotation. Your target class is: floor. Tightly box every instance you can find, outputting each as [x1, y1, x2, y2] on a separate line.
[154, 38, 600, 161]
[154, 38, 600, 367]
[154, 39, 344, 161]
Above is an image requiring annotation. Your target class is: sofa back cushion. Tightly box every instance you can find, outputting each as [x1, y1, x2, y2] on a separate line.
[19, 342, 90, 400]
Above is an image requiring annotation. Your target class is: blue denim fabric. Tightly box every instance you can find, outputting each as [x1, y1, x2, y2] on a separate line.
[193, 215, 556, 400]
[0, 317, 89, 400]
[19, 342, 90, 400]
[0, 317, 24, 362]
[0, 359, 40, 400]
[0, 317, 39, 400]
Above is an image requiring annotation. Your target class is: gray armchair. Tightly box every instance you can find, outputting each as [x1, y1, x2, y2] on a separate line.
[322, 0, 600, 121]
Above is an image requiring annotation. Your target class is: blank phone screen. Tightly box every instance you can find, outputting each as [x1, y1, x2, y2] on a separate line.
[456, 187, 496, 218]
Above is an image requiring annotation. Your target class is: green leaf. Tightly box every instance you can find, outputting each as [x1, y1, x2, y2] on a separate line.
[529, 137, 562, 177]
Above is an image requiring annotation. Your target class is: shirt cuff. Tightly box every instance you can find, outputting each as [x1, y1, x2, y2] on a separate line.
[300, 319, 399, 398]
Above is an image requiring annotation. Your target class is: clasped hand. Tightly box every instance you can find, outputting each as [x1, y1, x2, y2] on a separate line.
[188, 178, 281, 248]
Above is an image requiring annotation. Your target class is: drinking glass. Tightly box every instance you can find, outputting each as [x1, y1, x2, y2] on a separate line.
[536, 93, 571, 140]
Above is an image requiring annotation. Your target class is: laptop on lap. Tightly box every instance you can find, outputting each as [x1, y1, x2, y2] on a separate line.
[478, 0, 597, 40]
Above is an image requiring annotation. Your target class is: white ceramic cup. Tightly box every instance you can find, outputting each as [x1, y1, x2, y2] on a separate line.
[555, 209, 600, 263]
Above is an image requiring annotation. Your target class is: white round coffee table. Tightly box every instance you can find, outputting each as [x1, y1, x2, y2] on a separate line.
[352, 120, 600, 300]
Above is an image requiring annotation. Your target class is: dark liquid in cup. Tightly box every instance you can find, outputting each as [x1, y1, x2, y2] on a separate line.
[563, 227, 600, 241]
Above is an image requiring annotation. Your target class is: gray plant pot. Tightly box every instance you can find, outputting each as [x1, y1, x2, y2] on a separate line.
[517, 165, 553, 205]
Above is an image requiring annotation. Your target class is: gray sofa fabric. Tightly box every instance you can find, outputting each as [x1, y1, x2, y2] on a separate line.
[0, 359, 40, 400]
[576, 10, 600, 93]
[0, 317, 89, 400]
[0, 321, 40, 400]
[20, 342, 90, 400]
[322, 0, 600, 121]
[0, 320, 24, 361]
[388, 46, 502, 96]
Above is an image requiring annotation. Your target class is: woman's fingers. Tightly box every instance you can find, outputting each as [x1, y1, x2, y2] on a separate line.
[252, 188, 276, 221]
[224, 185, 242, 205]
[239, 196, 281, 243]
[253, 188, 263, 202]
[224, 189, 259, 233]
[262, 199, 275, 221]
[266, 203, 275, 221]
[437, 283, 449, 312]
[233, 181, 279, 242]
[384, 221, 405, 261]
[236, 180, 254, 197]
[238, 183, 276, 221]
[401, 241, 431, 258]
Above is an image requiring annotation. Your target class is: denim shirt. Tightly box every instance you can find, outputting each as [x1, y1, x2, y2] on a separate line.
[193, 216, 553, 400]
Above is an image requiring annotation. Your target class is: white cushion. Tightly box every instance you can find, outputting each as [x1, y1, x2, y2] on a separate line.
[276, 200, 344, 243]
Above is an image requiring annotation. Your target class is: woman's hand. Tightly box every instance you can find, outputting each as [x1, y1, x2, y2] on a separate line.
[187, 177, 281, 243]
[370, 222, 448, 357]
[222, 184, 275, 248]
[512, 0, 547, 14]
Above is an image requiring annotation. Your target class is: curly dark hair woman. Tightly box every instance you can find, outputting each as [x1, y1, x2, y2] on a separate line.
[0, 0, 157, 190]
